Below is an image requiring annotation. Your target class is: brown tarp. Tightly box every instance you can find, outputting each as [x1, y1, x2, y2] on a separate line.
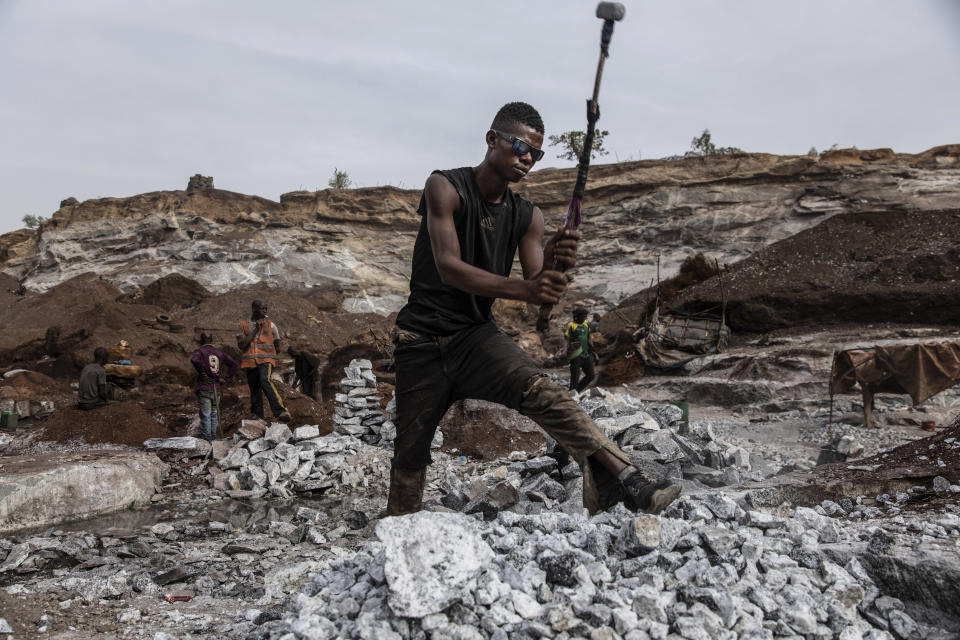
[634, 308, 730, 370]
[830, 342, 960, 405]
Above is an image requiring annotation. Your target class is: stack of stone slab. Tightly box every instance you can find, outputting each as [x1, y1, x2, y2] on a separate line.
[334, 359, 396, 446]
[209, 421, 364, 499]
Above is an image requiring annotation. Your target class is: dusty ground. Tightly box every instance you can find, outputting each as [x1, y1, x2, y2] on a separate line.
[2, 189, 960, 635]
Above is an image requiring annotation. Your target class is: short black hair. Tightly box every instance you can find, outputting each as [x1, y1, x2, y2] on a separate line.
[491, 102, 544, 134]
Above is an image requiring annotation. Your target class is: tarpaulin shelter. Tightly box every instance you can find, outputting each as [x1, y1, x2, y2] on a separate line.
[829, 342, 960, 429]
[633, 306, 730, 370]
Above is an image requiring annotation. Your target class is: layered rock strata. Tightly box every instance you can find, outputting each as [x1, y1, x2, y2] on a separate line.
[3, 146, 957, 312]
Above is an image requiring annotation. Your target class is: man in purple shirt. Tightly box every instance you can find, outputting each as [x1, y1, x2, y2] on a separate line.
[190, 332, 239, 441]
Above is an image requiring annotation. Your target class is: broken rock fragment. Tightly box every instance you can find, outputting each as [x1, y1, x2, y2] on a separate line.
[463, 480, 520, 520]
[617, 514, 661, 556]
[142, 436, 211, 457]
[377, 512, 493, 617]
[218, 446, 250, 470]
[264, 423, 293, 445]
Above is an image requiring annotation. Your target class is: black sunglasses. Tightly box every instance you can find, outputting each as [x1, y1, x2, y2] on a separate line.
[493, 130, 545, 162]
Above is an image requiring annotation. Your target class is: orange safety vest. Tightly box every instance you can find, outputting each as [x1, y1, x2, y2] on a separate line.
[240, 319, 277, 369]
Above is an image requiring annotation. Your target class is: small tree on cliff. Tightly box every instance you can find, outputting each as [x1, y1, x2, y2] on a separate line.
[22, 214, 47, 229]
[548, 129, 610, 162]
[690, 129, 717, 155]
[686, 129, 742, 157]
[328, 168, 352, 190]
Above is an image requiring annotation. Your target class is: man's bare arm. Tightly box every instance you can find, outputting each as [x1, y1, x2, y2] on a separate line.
[520, 207, 580, 279]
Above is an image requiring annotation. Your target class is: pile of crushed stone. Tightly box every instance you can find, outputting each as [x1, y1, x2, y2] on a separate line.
[211, 422, 382, 500]
[253, 493, 960, 640]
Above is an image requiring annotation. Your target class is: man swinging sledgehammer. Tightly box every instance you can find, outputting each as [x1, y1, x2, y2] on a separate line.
[387, 101, 681, 517]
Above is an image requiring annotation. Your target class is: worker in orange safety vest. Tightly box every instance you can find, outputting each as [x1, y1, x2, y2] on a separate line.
[236, 299, 291, 421]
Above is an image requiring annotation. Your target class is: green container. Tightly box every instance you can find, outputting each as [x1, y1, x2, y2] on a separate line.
[0, 411, 17, 430]
[673, 401, 690, 434]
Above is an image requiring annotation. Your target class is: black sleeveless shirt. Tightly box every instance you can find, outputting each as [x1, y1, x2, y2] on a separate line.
[395, 167, 535, 336]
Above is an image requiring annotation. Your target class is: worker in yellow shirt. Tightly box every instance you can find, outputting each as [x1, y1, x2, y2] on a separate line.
[564, 306, 596, 392]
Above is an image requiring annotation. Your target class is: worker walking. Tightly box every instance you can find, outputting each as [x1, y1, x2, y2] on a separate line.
[237, 299, 291, 421]
[565, 306, 596, 392]
[191, 331, 238, 441]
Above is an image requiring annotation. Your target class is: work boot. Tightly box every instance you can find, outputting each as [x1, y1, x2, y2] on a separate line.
[594, 463, 626, 512]
[387, 466, 427, 516]
[277, 411, 292, 422]
[622, 473, 682, 514]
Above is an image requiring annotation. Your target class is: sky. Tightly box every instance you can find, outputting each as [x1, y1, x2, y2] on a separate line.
[1, 0, 959, 234]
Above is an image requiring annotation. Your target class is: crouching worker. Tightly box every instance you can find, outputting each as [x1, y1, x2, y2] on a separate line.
[78, 347, 115, 410]
[388, 101, 681, 517]
[191, 332, 238, 441]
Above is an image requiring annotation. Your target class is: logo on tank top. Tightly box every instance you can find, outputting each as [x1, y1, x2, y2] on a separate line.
[479, 214, 495, 231]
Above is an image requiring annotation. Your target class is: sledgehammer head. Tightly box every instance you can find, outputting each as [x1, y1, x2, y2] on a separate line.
[596, 2, 625, 21]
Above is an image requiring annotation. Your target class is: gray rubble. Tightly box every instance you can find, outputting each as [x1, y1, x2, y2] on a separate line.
[2, 438, 959, 639]
[434, 387, 779, 523]
[207, 419, 383, 498]
[3, 373, 960, 638]
[254, 493, 960, 640]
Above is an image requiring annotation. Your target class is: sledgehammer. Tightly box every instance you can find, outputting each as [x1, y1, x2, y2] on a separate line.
[536, 2, 625, 333]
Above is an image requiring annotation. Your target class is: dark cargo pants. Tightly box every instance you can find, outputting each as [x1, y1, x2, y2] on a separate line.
[245, 362, 286, 419]
[391, 322, 633, 515]
[569, 353, 595, 392]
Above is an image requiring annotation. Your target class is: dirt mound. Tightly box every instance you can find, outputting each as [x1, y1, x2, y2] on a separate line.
[119, 273, 211, 310]
[0, 371, 74, 409]
[624, 210, 960, 333]
[595, 253, 721, 342]
[35, 401, 173, 446]
[177, 284, 394, 360]
[0, 275, 397, 392]
[0, 274, 183, 376]
[596, 352, 645, 386]
[814, 419, 960, 486]
[0, 274, 127, 351]
[0, 370, 63, 395]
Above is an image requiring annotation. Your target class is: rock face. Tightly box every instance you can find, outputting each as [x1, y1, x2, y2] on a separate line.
[518, 146, 960, 303]
[0, 450, 167, 532]
[186, 174, 214, 192]
[3, 146, 958, 312]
